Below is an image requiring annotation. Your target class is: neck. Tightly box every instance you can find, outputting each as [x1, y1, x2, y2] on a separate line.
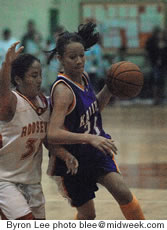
[16, 88, 38, 101]
[26, 95, 40, 107]
[64, 72, 83, 85]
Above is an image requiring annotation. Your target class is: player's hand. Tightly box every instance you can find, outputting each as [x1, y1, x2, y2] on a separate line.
[65, 154, 79, 175]
[5, 41, 24, 65]
[88, 135, 118, 156]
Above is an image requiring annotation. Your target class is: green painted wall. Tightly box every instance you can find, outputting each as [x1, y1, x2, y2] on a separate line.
[59, 0, 80, 31]
[0, 0, 81, 40]
[0, 0, 53, 40]
[0, 0, 166, 40]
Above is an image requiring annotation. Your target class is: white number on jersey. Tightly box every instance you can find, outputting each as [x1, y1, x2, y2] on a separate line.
[84, 116, 100, 135]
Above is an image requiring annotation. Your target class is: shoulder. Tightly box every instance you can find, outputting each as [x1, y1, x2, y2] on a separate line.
[51, 81, 74, 107]
[52, 80, 73, 95]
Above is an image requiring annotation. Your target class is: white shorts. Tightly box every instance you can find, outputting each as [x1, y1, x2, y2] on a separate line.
[0, 181, 45, 219]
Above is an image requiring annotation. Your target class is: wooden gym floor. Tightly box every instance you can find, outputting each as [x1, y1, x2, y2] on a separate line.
[42, 102, 167, 220]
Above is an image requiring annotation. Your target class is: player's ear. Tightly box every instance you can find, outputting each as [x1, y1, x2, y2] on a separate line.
[14, 75, 22, 86]
[57, 55, 63, 63]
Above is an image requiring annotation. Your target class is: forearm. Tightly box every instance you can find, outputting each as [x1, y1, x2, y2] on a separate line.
[0, 41, 23, 96]
[0, 62, 11, 96]
[50, 145, 72, 161]
[47, 128, 90, 145]
[49, 144, 79, 175]
[96, 84, 113, 111]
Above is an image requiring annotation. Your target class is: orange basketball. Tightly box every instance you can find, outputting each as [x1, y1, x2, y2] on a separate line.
[106, 61, 144, 99]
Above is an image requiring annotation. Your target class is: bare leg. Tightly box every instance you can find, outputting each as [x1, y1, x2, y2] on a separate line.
[98, 172, 132, 204]
[98, 172, 145, 219]
[75, 199, 96, 220]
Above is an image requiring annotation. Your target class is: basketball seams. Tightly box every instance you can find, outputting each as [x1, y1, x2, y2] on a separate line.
[110, 61, 127, 79]
[115, 87, 139, 98]
[110, 62, 128, 90]
[113, 75, 143, 87]
[113, 69, 142, 78]
[107, 61, 144, 99]
[113, 80, 140, 98]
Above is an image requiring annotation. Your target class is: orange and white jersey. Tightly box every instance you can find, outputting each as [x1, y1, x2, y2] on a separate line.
[0, 91, 50, 184]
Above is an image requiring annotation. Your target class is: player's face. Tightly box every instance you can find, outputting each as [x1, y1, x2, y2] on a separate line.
[60, 42, 85, 77]
[17, 60, 42, 98]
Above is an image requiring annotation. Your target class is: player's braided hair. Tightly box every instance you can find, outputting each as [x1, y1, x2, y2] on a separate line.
[47, 22, 99, 64]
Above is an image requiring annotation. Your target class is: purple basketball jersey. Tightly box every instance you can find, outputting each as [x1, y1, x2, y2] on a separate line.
[50, 73, 116, 176]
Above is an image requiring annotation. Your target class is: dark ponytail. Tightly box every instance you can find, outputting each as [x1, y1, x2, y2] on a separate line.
[47, 22, 99, 64]
[46, 47, 57, 65]
[77, 22, 99, 50]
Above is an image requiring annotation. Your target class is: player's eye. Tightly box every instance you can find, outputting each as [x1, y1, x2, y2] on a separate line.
[31, 73, 39, 78]
[69, 56, 76, 59]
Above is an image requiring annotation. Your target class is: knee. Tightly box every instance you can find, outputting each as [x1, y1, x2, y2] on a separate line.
[77, 212, 96, 220]
[109, 180, 133, 205]
[86, 213, 96, 220]
[116, 188, 133, 205]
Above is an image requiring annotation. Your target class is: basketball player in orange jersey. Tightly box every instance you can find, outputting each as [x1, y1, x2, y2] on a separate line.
[47, 22, 145, 220]
[0, 41, 51, 220]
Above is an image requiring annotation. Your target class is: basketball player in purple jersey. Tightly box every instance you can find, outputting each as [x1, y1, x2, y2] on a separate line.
[47, 22, 145, 220]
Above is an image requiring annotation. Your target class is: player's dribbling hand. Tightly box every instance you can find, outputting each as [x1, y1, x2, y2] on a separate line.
[88, 135, 118, 156]
[65, 154, 79, 175]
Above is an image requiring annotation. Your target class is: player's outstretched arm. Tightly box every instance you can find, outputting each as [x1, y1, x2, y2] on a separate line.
[83, 71, 112, 111]
[95, 66, 116, 111]
[0, 41, 24, 120]
[96, 84, 113, 111]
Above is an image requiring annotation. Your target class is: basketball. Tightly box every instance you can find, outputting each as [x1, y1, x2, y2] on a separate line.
[106, 61, 144, 99]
